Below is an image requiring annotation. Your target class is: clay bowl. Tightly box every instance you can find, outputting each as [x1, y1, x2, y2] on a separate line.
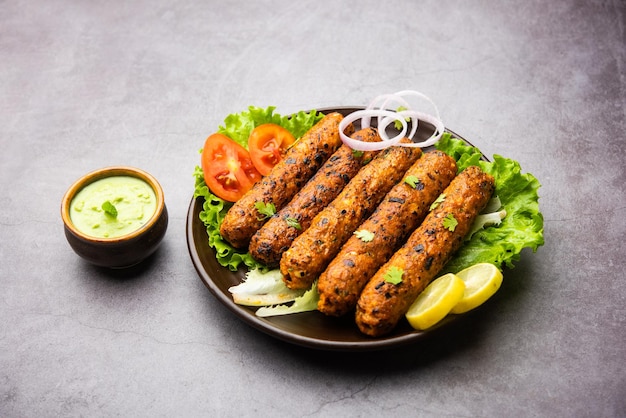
[61, 166, 168, 268]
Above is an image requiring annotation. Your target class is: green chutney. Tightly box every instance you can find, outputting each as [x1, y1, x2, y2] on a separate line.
[70, 176, 157, 238]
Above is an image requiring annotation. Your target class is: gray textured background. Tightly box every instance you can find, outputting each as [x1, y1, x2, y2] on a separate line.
[1, 1, 624, 416]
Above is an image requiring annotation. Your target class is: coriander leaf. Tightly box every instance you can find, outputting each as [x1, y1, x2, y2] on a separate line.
[384, 266, 404, 285]
[443, 213, 458, 231]
[404, 175, 421, 189]
[285, 217, 301, 230]
[102, 201, 118, 218]
[255, 201, 276, 220]
[394, 106, 409, 130]
[430, 194, 446, 211]
[352, 149, 364, 158]
[354, 229, 375, 242]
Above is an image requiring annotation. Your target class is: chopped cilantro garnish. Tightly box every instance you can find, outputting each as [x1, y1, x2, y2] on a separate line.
[255, 201, 276, 220]
[102, 201, 118, 218]
[430, 193, 446, 211]
[394, 106, 410, 130]
[285, 217, 301, 230]
[354, 229, 375, 242]
[443, 213, 458, 232]
[404, 175, 421, 189]
[384, 266, 404, 285]
[352, 149, 364, 158]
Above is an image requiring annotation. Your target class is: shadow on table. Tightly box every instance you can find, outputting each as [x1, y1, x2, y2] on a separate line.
[81, 243, 167, 282]
[265, 310, 490, 374]
[254, 258, 535, 374]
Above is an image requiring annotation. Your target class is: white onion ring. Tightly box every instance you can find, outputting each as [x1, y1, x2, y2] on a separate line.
[339, 109, 407, 151]
[339, 90, 445, 151]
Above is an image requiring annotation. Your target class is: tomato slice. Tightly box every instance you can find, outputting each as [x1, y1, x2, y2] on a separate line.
[201, 133, 262, 202]
[248, 124, 296, 175]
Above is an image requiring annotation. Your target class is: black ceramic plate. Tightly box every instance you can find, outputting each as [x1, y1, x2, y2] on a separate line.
[186, 107, 482, 351]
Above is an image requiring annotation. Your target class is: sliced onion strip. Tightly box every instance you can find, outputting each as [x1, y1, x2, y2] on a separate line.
[339, 109, 407, 151]
[339, 90, 445, 151]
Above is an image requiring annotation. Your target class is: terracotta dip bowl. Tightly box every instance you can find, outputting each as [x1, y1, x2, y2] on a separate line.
[61, 166, 168, 268]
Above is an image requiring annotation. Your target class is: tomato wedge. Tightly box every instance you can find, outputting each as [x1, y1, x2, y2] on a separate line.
[248, 124, 296, 175]
[201, 133, 262, 202]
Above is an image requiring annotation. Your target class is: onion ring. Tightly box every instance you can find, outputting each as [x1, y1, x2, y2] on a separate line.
[339, 90, 445, 151]
[339, 109, 407, 151]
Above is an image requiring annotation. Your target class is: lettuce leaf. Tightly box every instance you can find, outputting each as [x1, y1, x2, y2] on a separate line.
[217, 105, 324, 148]
[436, 134, 544, 272]
[228, 268, 305, 306]
[193, 107, 325, 271]
[255, 281, 320, 317]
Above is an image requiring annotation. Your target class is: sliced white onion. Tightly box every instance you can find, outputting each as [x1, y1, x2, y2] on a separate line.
[339, 90, 445, 151]
[339, 109, 407, 151]
[361, 94, 413, 129]
[393, 110, 444, 148]
[392, 89, 442, 120]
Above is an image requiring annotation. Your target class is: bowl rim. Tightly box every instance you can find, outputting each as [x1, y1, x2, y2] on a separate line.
[61, 166, 166, 243]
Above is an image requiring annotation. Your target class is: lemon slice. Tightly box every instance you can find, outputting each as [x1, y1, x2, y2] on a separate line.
[405, 273, 466, 330]
[450, 263, 503, 314]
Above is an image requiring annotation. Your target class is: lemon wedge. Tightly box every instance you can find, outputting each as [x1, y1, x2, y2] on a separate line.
[405, 273, 466, 331]
[450, 263, 503, 314]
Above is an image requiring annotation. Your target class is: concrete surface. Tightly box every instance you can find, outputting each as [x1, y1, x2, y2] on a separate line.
[1, 0, 624, 416]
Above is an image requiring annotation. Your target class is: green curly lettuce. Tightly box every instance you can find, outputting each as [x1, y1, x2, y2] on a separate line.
[436, 134, 544, 272]
[255, 281, 320, 317]
[193, 167, 260, 271]
[217, 106, 324, 149]
[193, 107, 325, 271]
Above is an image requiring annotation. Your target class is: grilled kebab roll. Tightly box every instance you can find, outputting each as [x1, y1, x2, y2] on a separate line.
[355, 165, 495, 337]
[280, 139, 423, 290]
[219, 113, 349, 249]
[249, 128, 380, 267]
[317, 150, 458, 317]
